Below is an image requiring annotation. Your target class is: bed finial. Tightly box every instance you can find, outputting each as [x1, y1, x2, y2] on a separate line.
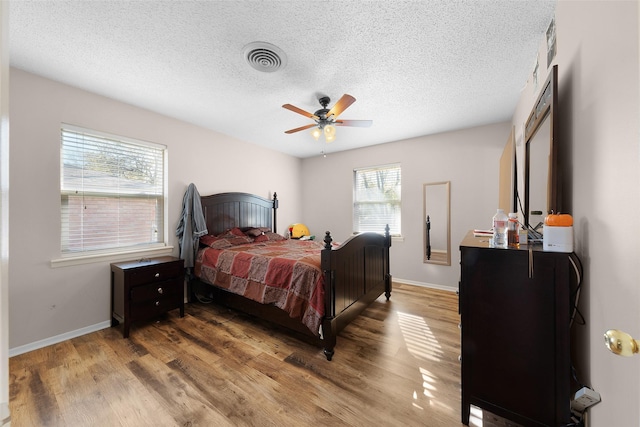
[272, 192, 278, 233]
[324, 231, 332, 250]
[385, 224, 391, 247]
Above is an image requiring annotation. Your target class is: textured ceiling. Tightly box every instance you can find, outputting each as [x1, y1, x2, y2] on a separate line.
[9, 0, 556, 158]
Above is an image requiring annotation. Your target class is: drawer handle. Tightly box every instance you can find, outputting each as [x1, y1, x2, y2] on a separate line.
[154, 273, 160, 278]
[155, 301, 160, 307]
[157, 287, 163, 295]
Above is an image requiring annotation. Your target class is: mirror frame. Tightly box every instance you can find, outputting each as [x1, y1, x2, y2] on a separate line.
[423, 181, 451, 266]
[524, 64, 558, 231]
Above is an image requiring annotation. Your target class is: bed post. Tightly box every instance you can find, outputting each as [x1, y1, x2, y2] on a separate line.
[385, 224, 392, 300]
[272, 192, 278, 234]
[321, 231, 336, 361]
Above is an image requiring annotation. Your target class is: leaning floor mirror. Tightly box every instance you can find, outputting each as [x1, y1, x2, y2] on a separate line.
[423, 181, 451, 265]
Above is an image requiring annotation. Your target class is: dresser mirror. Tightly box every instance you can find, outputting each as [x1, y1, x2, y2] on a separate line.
[423, 181, 450, 265]
[524, 65, 558, 233]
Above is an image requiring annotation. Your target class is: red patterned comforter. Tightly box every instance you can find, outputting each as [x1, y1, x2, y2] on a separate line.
[194, 239, 325, 335]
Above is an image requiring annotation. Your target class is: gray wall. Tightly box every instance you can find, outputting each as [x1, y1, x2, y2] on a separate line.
[0, 0, 9, 417]
[8, 68, 303, 351]
[300, 122, 510, 289]
[552, 1, 639, 424]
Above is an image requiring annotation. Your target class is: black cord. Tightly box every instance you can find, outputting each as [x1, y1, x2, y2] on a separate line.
[571, 364, 587, 390]
[561, 417, 584, 427]
[516, 190, 525, 219]
[192, 279, 213, 304]
[571, 306, 586, 326]
[569, 253, 585, 327]
[515, 187, 546, 243]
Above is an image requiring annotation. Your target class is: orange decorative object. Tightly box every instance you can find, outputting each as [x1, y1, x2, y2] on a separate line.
[288, 223, 310, 238]
[545, 213, 573, 227]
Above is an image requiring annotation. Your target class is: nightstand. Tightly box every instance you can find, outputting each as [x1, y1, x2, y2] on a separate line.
[111, 256, 185, 338]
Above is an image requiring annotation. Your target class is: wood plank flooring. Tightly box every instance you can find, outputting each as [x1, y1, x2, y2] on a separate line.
[9, 283, 521, 426]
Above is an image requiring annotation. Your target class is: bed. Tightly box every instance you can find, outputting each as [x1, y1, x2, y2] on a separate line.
[190, 191, 392, 360]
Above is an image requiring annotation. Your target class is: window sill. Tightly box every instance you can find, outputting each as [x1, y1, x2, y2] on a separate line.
[351, 232, 404, 242]
[51, 245, 175, 268]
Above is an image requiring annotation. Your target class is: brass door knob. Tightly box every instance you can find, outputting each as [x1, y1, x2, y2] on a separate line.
[604, 329, 640, 356]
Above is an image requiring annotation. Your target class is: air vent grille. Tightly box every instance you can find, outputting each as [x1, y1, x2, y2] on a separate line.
[243, 42, 287, 73]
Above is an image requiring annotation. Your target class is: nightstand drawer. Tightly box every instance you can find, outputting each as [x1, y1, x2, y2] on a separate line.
[130, 278, 182, 302]
[128, 261, 183, 286]
[130, 297, 181, 322]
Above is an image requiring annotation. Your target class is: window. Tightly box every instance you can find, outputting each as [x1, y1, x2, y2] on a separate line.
[353, 164, 401, 235]
[60, 125, 167, 255]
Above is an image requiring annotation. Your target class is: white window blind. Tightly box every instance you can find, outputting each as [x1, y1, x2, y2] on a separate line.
[60, 125, 167, 254]
[353, 164, 401, 235]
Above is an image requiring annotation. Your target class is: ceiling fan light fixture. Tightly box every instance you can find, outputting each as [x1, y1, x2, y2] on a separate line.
[324, 124, 336, 143]
[311, 127, 322, 141]
[283, 94, 371, 144]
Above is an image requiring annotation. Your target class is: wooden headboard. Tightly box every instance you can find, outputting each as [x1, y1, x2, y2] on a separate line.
[200, 192, 278, 236]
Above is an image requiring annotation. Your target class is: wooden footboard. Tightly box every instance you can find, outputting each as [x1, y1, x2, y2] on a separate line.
[192, 191, 392, 361]
[320, 225, 392, 360]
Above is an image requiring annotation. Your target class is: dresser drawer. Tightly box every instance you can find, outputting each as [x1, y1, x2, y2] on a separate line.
[130, 278, 182, 302]
[127, 260, 183, 286]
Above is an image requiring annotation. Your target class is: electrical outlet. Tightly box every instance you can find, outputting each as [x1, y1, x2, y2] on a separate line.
[571, 387, 601, 413]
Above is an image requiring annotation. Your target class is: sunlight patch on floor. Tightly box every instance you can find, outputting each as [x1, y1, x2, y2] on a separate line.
[470, 406, 484, 426]
[399, 311, 456, 415]
[397, 311, 444, 362]
[411, 369, 456, 413]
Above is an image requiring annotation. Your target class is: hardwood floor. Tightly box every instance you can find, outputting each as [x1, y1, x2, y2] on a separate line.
[9, 283, 521, 426]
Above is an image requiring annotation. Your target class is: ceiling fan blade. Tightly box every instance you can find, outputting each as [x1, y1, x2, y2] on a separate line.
[285, 123, 317, 134]
[282, 104, 319, 120]
[326, 94, 356, 119]
[335, 120, 373, 128]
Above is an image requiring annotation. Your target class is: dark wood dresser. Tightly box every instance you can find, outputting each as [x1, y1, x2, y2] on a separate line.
[111, 256, 185, 338]
[459, 232, 579, 426]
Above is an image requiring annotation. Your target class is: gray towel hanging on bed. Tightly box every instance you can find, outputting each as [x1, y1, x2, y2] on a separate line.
[176, 183, 208, 268]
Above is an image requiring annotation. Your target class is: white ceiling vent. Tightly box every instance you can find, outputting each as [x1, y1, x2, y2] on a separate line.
[243, 41, 287, 73]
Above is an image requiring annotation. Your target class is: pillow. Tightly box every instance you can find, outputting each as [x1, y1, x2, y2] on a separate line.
[199, 233, 252, 249]
[221, 227, 245, 237]
[244, 228, 265, 238]
[199, 234, 219, 247]
[253, 231, 285, 243]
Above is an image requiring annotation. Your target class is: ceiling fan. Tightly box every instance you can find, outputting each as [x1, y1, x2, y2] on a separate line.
[282, 94, 372, 143]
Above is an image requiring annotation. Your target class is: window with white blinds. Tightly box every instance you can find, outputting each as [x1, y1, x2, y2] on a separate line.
[60, 125, 167, 254]
[353, 164, 401, 235]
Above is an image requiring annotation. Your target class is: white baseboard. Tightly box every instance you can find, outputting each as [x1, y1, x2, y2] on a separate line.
[392, 277, 458, 293]
[8, 320, 111, 358]
[7, 280, 453, 358]
[1, 402, 9, 426]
